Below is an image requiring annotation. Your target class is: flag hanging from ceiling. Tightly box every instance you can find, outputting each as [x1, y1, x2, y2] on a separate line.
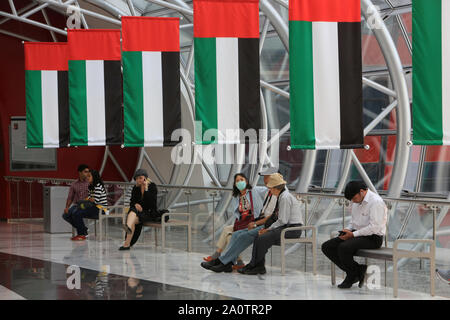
[122, 17, 181, 147]
[24, 42, 69, 148]
[68, 29, 122, 146]
[289, 0, 364, 150]
[412, 0, 450, 145]
[194, 0, 261, 145]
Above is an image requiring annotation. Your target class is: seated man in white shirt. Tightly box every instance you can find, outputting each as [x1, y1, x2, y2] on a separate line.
[321, 181, 387, 289]
[238, 174, 304, 275]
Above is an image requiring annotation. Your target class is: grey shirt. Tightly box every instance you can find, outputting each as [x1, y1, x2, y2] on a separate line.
[268, 190, 303, 230]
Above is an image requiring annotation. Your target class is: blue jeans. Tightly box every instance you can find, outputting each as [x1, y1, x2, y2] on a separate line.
[62, 205, 99, 236]
[219, 225, 263, 265]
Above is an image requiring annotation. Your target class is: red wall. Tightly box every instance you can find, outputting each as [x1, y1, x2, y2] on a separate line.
[0, 1, 139, 219]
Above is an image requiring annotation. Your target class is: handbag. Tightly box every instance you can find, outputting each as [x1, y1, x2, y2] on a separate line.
[76, 199, 96, 210]
[233, 191, 255, 231]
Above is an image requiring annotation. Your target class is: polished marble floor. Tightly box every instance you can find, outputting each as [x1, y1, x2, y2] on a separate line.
[0, 221, 448, 300]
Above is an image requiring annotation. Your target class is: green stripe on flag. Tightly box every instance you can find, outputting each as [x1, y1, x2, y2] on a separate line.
[25, 70, 43, 148]
[123, 51, 145, 147]
[69, 60, 88, 146]
[194, 37, 218, 145]
[412, 0, 443, 145]
[289, 21, 316, 149]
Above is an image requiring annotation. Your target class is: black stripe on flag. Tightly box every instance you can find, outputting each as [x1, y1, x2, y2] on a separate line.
[57, 71, 70, 148]
[238, 38, 261, 144]
[104, 60, 123, 146]
[338, 22, 364, 149]
[161, 52, 182, 147]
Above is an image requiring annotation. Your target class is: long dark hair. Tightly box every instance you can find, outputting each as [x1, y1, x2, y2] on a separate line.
[232, 173, 252, 197]
[88, 169, 104, 191]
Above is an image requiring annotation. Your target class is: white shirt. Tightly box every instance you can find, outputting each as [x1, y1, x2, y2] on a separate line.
[346, 189, 387, 237]
[261, 191, 277, 218]
[268, 190, 304, 230]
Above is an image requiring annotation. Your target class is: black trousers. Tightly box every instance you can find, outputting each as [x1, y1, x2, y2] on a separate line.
[249, 224, 302, 267]
[321, 234, 383, 279]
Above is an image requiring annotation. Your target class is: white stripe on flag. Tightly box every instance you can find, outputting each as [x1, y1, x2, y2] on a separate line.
[86, 60, 106, 146]
[142, 51, 164, 147]
[312, 22, 341, 149]
[41, 70, 59, 148]
[216, 38, 240, 144]
[442, 0, 450, 145]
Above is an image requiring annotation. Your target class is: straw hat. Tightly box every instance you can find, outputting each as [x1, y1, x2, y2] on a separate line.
[266, 173, 287, 188]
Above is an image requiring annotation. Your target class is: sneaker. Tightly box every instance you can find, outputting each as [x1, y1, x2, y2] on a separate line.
[71, 235, 87, 241]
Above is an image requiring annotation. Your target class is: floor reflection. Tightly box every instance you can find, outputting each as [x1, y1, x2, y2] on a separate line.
[0, 251, 236, 300]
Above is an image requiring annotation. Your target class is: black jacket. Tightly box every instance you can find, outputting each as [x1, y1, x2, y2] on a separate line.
[129, 183, 158, 214]
[128, 183, 158, 247]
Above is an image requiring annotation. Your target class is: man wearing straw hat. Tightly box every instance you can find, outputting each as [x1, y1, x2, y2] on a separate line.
[239, 173, 304, 275]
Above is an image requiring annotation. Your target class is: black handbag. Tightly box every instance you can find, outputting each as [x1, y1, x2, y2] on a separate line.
[76, 199, 96, 210]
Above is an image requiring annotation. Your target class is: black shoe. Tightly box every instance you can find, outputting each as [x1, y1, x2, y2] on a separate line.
[240, 264, 266, 275]
[201, 258, 221, 270]
[210, 261, 233, 273]
[338, 275, 358, 289]
[358, 265, 368, 288]
[237, 264, 253, 274]
[119, 246, 130, 251]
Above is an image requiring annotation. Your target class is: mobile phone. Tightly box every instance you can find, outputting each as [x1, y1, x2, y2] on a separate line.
[338, 230, 346, 236]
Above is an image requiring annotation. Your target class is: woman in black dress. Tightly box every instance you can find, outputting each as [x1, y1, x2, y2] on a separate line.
[119, 169, 158, 250]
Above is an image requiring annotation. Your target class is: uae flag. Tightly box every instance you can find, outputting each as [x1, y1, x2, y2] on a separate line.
[68, 29, 122, 146]
[413, 0, 450, 145]
[289, 0, 364, 149]
[24, 42, 69, 148]
[122, 17, 181, 147]
[194, 0, 261, 144]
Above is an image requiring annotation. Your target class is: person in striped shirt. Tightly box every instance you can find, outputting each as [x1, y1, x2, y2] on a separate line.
[65, 169, 108, 241]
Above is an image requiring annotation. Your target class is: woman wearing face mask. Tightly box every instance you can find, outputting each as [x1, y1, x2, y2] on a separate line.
[202, 172, 267, 269]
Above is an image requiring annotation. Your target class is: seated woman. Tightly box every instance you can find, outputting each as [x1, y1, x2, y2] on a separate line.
[63, 169, 108, 241]
[203, 172, 263, 268]
[119, 169, 158, 250]
[201, 172, 268, 271]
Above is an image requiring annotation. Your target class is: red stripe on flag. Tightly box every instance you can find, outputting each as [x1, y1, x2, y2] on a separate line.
[68, 29, 121, 60]
[289, 0, 360, 22]
[24, 42, 68, 71]
[121, 17, 180, 52]
[194, 0, 259, 38]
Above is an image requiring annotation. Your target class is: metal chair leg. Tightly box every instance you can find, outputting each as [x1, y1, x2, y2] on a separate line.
[393, 257, 398, 298]
[331, 262, 336, 285]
